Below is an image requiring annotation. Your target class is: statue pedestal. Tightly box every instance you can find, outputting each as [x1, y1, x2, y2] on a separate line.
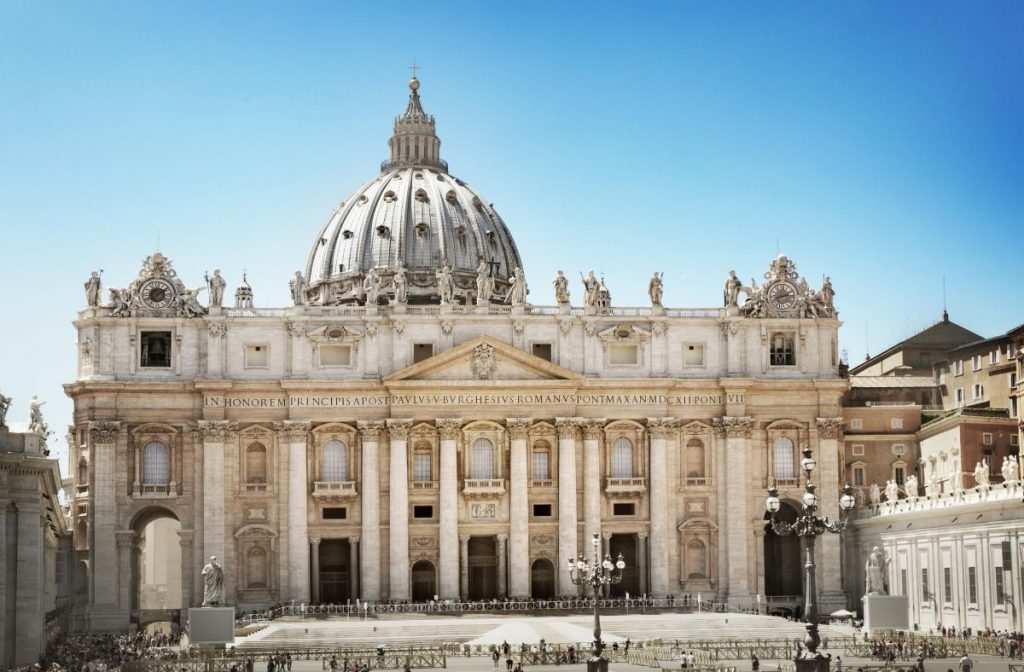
[794, 656, 830, 672]
[511, 305, 525, 315]
[652, 306, 665, 316]
[364, 305, 378, 316]
[558, 304, 571, 315]
[862, 594, 909, 633]
[393, 303, 406, 314]
[290, 305, 306, 316]
[584, 306, 596, 316]
[209, 306, 222, 317]
[440, 304, 453, 315]
[725, 307, 740, 317]
[187, 607, 235, 645]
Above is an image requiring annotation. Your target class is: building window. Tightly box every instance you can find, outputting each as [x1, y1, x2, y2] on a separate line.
[1011, 372, 1018, 388]
[609, 344, 639, 365]
[532, 442, 551, 480]
[686, 540, 708, 579]
[770, 333, 796, 366]
[1011, 435, 1019, 447]
[851, 444, 865, 456]
[532, 343, 552, 361]
[685, 439, 706, 479]
[142, 441, 170, 485]
[610, 437, 635, 478]
[968, 566, 978, 603]
[890, 417, 904, 429]
[991, 350, 1000, 365]
[612, 502, 635, 516]
[972, 384, 984, 400]
[413, 505, 434, 519]
[532, 504, 552, 517]
[891, 444, 907, 456]
[322, 440, 348, 482]
[246, 547, 268, 589]
[943, 567, 952, 603]
[246, 443, 267, 484]
[470, 438, 495, 479]
[894, 464, 906, 485]
[1011, 398, 1019, 419]
[323, 507, 346, 520]
[901, 568, 908, 596]
[413, 343, 434, 363]
[982, 432, 993, 446]
[850, 419, 863, 430]
[955, 388, 965, 406]
[853, 465, 865, 486]
[954, 360, 964, 376]
[921, 568, 929, 600]
[319, 344, 352, 366]
[140, 331, 172, 368]
[995, 568, 1005, 605]
[972, 355, 983, 371]
[413, 447, 432, 481]
[683, 343, 705, 367]
[244, 344, 269, 369]
[773, 436, 796, 479]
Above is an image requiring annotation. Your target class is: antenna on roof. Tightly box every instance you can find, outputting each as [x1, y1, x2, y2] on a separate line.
[942, 276, 948, 322]
[864, 323, 870, 361]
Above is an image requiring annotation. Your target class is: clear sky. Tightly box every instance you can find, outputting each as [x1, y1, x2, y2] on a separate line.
[1, 1, 1021, 469]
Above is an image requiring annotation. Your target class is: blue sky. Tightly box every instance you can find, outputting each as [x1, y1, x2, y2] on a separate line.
[1, 1, 1021, 468]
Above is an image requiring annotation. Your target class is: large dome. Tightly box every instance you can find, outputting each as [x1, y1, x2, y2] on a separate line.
[304, 78, 523, 305]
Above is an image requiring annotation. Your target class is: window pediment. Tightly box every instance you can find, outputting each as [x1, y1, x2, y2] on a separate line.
[596, 324, 650, 348]
[234, 523, 277, 539]
[305, 325, 364, 345]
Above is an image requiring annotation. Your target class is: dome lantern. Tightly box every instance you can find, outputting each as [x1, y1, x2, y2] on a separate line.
[382, 75, 446, 173]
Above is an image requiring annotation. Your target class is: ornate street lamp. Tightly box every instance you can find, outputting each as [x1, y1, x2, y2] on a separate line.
[567, 532, 625, 672]
[765, 447, 856, 672]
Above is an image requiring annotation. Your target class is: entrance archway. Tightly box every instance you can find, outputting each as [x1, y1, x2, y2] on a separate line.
[530, 558, 555, 599]
[763, 502, 801, 597]
[130, 507, 182, 629]
[609, 534, 640, 596]
[319, 539, 352, 603]
[412, 560, 437, 601]
[468, 537, 497, 600]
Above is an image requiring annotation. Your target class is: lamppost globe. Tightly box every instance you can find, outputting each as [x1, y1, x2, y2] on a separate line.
[839, 484, 856, 511]
[766, 485, 781, 513]
[603, 559, 613, 570]
[802, 485, 818, 509]
[800, 450, 816, 473]
[615, 559, 625, 570]
[568, 532, 625, 672]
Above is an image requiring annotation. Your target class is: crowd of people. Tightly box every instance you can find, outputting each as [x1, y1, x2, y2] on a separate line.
[33, 632, 180, 672]
[868, 628, 1024, 662]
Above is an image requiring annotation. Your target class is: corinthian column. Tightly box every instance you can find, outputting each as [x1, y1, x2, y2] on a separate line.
[816, 417, 846, 604]
[581, 419, 606, 556]
[198, 421, 237, 580]
[506, 418, 532, 598]
[358, 420, 385, 601]
[87, 422, 120, 623]
[275, 420, 310, 602]
[555, 418, 581, 596]
[437, 418, 463, 598]
[386, 419, 414, 601]
[647, 417, 678, 597]
[714, 416, 754, 604]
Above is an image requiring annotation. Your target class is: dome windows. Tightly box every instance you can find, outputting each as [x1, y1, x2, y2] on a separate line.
[445, 190, 458, 204]
[376, 225, 390, 239]
[415, 222, 430, 238]
[342, 230, 354, 239]
[414, 172, 424, 180]
[355, 195, 369, 206]
[383, 191, 397, 203]
[415, 188, 429, 203]
[472, 196, 483, 212]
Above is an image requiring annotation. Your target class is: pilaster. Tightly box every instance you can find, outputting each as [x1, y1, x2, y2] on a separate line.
[816, 417, 846, 608]
[274, 420, 309, 602]
[714, 415, 754, 605]
[386, 419, 413, 601]
[581, 419, 606, 557]
[496, 533, 508, 597]
[555, 417, 581, 595]
[459, 534, 470, 599]
[506, 418, 531, 598]
[358, 420, 385, 601]
[197, 420, 237, 573]
[437, 418, 462, 598]
[647, 417, 678, 597]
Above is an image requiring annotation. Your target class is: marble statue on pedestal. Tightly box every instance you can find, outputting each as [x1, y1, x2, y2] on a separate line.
[436, 265, 454, 305]
[884, 479, 899, 503]
[904, 474, 918, 498]
[28, 396, 47, 436]
[202, 556, 225, 607]
[84, 271, 102, 307]
[869, 483, 881, 506]
[723, 270, 741, 308]
[393, 264, 408, 303]
[648, 272, 664, 307]
[108, 288, 132, 317]
[289, 271, 307, 306]
[1002, 454, 1020, 483]
[553, 270, 570, 305]
[205, 270, 227, 308]
[0, 391, 11, 427]
[865, 546, 889, 595]
[581, 270, 599, 307]
[506, 267, 527, 306]
[476, 259, 493, 303]
[179, 288, 206, 317]
[974, 460, 989, 487]
[363, 269, 382, 306]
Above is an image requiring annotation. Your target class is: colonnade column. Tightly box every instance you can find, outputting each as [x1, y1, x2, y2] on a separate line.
[647, 417, 677, 597]
[387, 419, 413, 601]
[582, 419, 606, 555]
[358, 421, 385, 601]
[637, 532, 648, 595]
[496, 534, 508, 597]
[816, 418, 846, 607]
[715, 416, 754, 604]
[437, 419, 463, 599]
[276, 420, 310, 603]
[177, 529, 194, 611]
[87, 422, 125, 631]
[506, 418, 532, 598]
[459, 535, 470, 599]
[555, 418, 581, 596]
[349, 537, 360, 599]
[310, 538, 321, 604]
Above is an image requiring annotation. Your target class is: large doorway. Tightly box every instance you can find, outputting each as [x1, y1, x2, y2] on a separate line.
[319, 539, 352, 603]
[609, 534, 640, 596]
[412, 560, 437, 601]
[130, 507, 182, 631]
[468, 537, 498, 600]
[764, 503, 801, 597]
[531, 559, 555, 599]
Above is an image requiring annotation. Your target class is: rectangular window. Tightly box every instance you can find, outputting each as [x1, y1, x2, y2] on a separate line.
[413, 343, 434, 363]
[531, 451, 550, 480]
[531, 343, 552, 362]
[853, 466, 865, 486]
[851, 444, 865, 456]
[982, 432, 993, 445]
[413, 505, 434, 519]
[1012, 434, 1019, 447]
[532, 503, 552, 517]
[769, 333, 796, 366]
[894, 466, 906, 485]
[1011, 398, 1019, 419]
[1011, 372, 1018, 388]
[995, 568, 1005, 605]
[322, 507, 346, 520]
[609, 344, 639, 365]
[943, 567, 952, 603]
[901, 568, 908, 597]
[612, 502, 635, 516]
[991, 350, 1000, 365]
[140, 331, 172, 368]
[891, 444, 907, 456]
[891, 417, 904, 429]
[244, 344, 268, 368]
[921, 568, 929, 599]
[850, 419, 863, 430]
[972, 355, 983, 371]
[683, 343, 705, 367]
[955, 388, 965, 406]
[973, 384, 985, 400]
[413, 452, 432, 481]
[955, 360, 964, 376]
[1002, 540, 1012, 568]
[319, 344, 352, 366]
[968, 566, 978, 603]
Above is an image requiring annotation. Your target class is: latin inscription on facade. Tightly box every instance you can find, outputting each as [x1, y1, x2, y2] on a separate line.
[470, 503, 497, 520]
[204, 392, 744, 409]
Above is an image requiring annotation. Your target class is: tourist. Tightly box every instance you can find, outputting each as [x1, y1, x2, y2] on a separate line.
[752, 654, 760, 671]
[958, 653, 973, 672]
[492, 649, 500, 670]
[834, 656, 841, 672]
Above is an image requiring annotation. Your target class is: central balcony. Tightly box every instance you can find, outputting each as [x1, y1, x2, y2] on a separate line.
[605, 477, 647, 495]
[463, 479, 506, 498]
[313, 481, 358, 498]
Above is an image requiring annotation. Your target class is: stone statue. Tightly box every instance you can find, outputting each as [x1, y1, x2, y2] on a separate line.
[393, 264, 408, 303]
[84, 271, 102, 307]
[0, 391, 11, 427]
[108, 288, 132, 317]
[865, 546, 889, 595]
[819, 276, 835, 314]
[884, 479, 899, 503]
[179, 288, 206, 317]
[724, 270, 741, 308]
[648, 272, 664, 307]
[1002, 454, 1020, 483]
[553, 270, 570, 305]
[475, 259, 493, 303]
[904, 474, 918, 498]
[201, 556, 225, 607]
[205, 270, 227, 308]
[581, 270, 599, 307]
[28, 395, 47, 436]
[436, 264, 454, 305]
[974, 460, 989, 487]
[507, 267, 528, 305]
[289, 271, 307, 306]
[363, 268, 382, 306]
[868, 483, 881, 506]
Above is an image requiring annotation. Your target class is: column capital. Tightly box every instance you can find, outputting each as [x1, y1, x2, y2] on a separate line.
[177, 528, 195, 543]
[115, 529, 136, 546]
[505, 418, 532, 440]
[646, 417, 679, 439]
[555, 417, 582, 440]
[580, 418, 607, 440]
[601, 532, 613, 540]
[310, 537, 321, 546]
[357, 420, 386, 440]
[459, 534, 471, 544]
[436, 418, 463, 440]
[88, 421, 121, 444]
[196, 420, 238, 442]
[496, 533, 509, 543]
[636, 531, 649, 541]
[349, 536, 360, 545]
[273, 420, 310, 442]
[386, 418, 414, 439]
[712, 416, 753, 439]
[815, 417, 844, 439]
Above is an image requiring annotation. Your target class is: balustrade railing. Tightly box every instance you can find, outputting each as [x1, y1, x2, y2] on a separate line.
[312, 481, 358, 497]
[606, 476, 647, 493]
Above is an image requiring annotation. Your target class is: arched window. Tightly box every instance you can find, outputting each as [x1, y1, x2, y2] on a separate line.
[246, 443, 267, 484]
[246, 547, 268, 588]
[142, 441, 170, 485]
[686, 539, 707, 579]
[773, 437, 796, 479]
[532, 441, 551, 480]
[686, 439, 705, 479]
[78, 458, 88, 484]
[470, 438, 495, 479]
[611, 437, 634, 478]
[322, 440, 348, 482]
[413, 442, 432, 481]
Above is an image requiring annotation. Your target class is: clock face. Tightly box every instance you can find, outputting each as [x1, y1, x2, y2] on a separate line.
[141, 279, 175, 309]
[767, 282, 798, 311]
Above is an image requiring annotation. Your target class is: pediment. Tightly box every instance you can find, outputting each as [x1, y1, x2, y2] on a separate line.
[384, 336, 583, 382]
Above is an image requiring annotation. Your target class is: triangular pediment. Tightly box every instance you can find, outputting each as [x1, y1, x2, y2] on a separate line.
[384, 335, 583, 382]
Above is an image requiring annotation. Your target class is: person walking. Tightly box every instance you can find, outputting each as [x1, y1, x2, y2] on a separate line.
[835, 657, 842, 672]
[492, 649, 500, 670]
[958, 653, 973, 672]
[752, 655, 760, 671]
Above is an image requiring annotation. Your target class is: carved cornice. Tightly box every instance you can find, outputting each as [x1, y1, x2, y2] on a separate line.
[196, 420, 238, 442]
[647, 417, 679, 440]
[554, 417, 582, 440]
[357, 420, 386, 440]
[713, 416, 754, 439]
[273, 420, 310, 442]
[816, 417, 844, 440]
[385, 418, 414, 440]
[580, 418, 607, 440]
[505, 418, 533, 440]
[435, 418, 463, 440]
[88, 421, 121, 444]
